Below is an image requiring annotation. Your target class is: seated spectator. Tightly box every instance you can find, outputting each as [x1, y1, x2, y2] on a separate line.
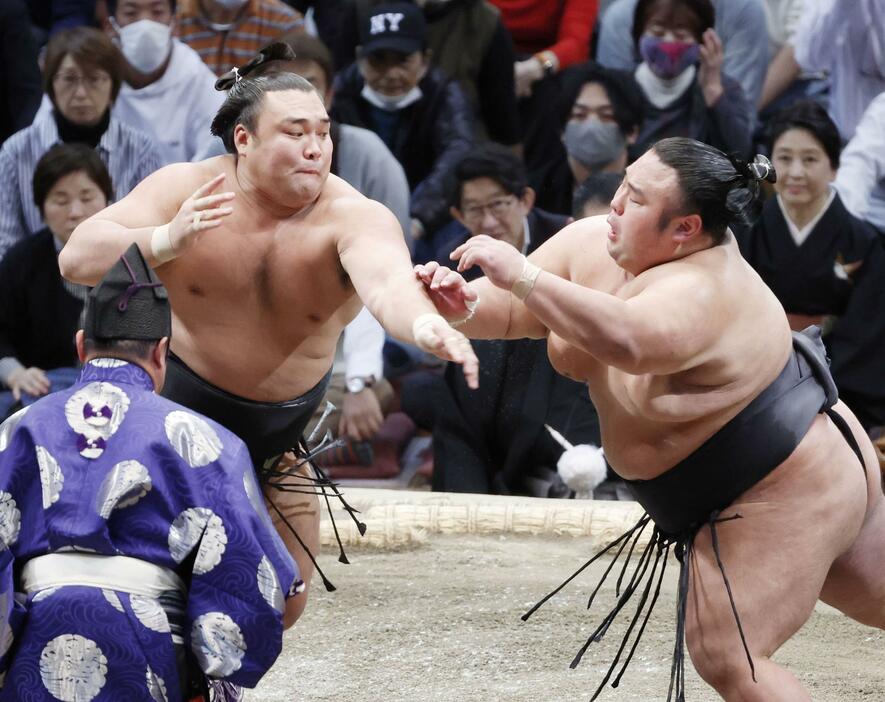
[532, 61, 643, 215]
[99, 0, 225, 163]
[331, 2, 475, 244]
[628, 0, 753, 159]
[572, 171, 623, 219]
[763, 0, 885, 140]
[27, 0, 97, 39]
[834, 91, 885, 234]
[740, 101, 885, 430]
[420, 144, 600, 496]
[0, 144, 111, 419]
[0, 27, 161, 259]
[1, 0, 42, 144]
[258, 34, 412, 238]
[176, 0, 305, 76]
[596, 0, 768, 107]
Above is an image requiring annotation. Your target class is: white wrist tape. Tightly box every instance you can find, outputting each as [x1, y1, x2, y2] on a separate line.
[412, 313, 447, 349]
[511, 257, 542, 300]
[450, 294, 479, 328]
[150, 223, 177, 264]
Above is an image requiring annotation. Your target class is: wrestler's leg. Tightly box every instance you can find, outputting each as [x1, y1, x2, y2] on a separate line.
[685, 414, 867, 701]
[263, 452, 320, 629]
[819, 401, 885, 628]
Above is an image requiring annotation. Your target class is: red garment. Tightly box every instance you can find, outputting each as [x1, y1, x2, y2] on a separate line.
[488, 0, 598, 69]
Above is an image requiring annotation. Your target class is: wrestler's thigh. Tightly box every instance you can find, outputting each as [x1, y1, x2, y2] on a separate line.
[686, 420, 866, 680]
[820, 401, 885, 628]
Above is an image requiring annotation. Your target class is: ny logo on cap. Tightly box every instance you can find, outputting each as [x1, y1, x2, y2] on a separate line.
[370, 12, 405, 34]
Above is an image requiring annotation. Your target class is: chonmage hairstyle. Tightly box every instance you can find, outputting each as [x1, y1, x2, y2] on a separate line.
[211, 43, 319, 154]
[764, 100, 841, 170]
[33, 143, 114, 217]
[651, 137, 776, 244]
[449, 143, 528, 209]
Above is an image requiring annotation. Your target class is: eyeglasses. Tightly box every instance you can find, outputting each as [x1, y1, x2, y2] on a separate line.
[461, 195, 517, 222]
[53, 72, 111, 92]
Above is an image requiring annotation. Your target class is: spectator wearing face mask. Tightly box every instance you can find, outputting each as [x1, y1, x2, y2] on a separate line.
[530, 61, 643, 216]
[331, 2, 476, 245]
[629, 0, 753, 160]
[92, 0, 225, 164]
[176, 0, 306, 76]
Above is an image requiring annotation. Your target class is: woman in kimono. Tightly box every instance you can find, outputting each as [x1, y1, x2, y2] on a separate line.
[740, 99, 885, 429]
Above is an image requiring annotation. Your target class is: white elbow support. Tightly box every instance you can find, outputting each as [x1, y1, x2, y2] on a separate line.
[511, 257, 542, 300]
[150, 223, 177, 264]
[412, 313, 447, 349]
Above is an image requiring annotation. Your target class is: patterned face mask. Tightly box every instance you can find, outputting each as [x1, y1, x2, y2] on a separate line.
[639, 35, 700, 80]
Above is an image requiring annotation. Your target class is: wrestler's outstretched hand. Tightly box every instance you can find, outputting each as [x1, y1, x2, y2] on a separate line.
[168, 173, 236, 253]
[450, 235, 526, 290]
[414, 260, 477, 322]
[412, 314, 479, 389]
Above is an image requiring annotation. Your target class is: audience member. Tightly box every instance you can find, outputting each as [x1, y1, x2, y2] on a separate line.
[102, 0, 225, 163]
[768, 0, 885, 140]
[532, 61, 643, 215]
[835, 92, 885, 233]
[423, 144, 600, 496]
[628, 0, 752, 159]
[331, 2, 475, 242]
[596, 0, 768, 107]
[738, 101, 885, 430]
[263, 33, 412, 238]
[177, 0, 305, 76]
[27, 0, 98, 38]
[0, 145, 111, 419]
[0, 0, 43, 144]
[572, 171, 623, 218]
[0, 27, 161, 259]
[281, 0, 353, 70]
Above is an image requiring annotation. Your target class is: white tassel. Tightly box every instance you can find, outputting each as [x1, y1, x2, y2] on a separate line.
[557, 443, 607, 499]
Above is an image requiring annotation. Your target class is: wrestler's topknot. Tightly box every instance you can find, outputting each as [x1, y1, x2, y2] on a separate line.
[651, 137, 775, 244]
[210, 43, 319, 155]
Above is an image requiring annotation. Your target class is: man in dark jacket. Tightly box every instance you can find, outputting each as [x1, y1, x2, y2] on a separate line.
[331, 1, 476, 242]
[421, 144, 601, 496]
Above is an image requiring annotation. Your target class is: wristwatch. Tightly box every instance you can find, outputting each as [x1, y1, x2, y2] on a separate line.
[346, 376, 372, 394]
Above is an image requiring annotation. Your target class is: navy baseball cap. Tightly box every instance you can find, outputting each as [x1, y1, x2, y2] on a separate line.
[359, 2, 427, 55]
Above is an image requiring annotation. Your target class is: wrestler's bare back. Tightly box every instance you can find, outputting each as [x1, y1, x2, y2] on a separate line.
[157, 157, 365, 401]
[542, 218, 794, 479]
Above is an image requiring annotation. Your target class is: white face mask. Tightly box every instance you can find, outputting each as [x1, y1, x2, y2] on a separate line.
[360, 84, 423, 111]
[110, 18, 172, 75]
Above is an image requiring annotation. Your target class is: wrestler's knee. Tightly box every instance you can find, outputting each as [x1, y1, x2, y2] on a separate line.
[686, 623, 757, 697]
[284, 590, 309, 629]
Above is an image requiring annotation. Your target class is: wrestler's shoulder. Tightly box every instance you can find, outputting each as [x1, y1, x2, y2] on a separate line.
[319, 174, 398, 221]
[145, 155, 236, 194]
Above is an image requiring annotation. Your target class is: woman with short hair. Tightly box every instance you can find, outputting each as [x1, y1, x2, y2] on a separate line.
[0, 26, 160, 259]
[0, 144, 112, 418]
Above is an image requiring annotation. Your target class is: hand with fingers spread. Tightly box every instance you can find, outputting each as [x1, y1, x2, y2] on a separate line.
[152, 173, 235, 264]
[340, 390, 384, 441]
[698, 28, 725, 107]
[414, 261, 478, 323]
[6, 366, 51, 401]
[412, 313, 480, 389]
[450, 235, 528, 291]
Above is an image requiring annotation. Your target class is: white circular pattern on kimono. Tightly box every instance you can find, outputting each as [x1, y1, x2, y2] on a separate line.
[193, 513, 227, 575]
[242, 471, 273, 528]
[64, 382, 131, 459]
[131, 595, 171, 633]
[146, 665, 168, 702]
[89, 359, 128, 369]
[190, 612, 246, 677]
[168, 508, 226, 573]
[36, 446, 64, 509]
[164, 411, 223, 467]
[39, 634, 108, 702]
[0, 491, 21, 549]
[0, 406, 27, 452]
[96, 460, 152, 518]
[0, 591, 12, 658]
[32, 587, 59, 603]
[257, 556, 284, 612]
[101, 590, 124, 613]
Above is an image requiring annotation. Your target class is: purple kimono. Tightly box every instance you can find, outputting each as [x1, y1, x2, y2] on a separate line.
[0, 359, 299, 701]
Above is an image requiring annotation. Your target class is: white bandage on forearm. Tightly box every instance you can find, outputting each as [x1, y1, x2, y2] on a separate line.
[150, 223, 177, 264]
[450, 294, 479, 328]
[412, 313, 447, 349]
[511, 257, 542, 300]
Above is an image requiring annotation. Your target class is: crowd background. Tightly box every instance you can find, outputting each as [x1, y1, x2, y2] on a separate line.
[1, 0, 883, 497]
